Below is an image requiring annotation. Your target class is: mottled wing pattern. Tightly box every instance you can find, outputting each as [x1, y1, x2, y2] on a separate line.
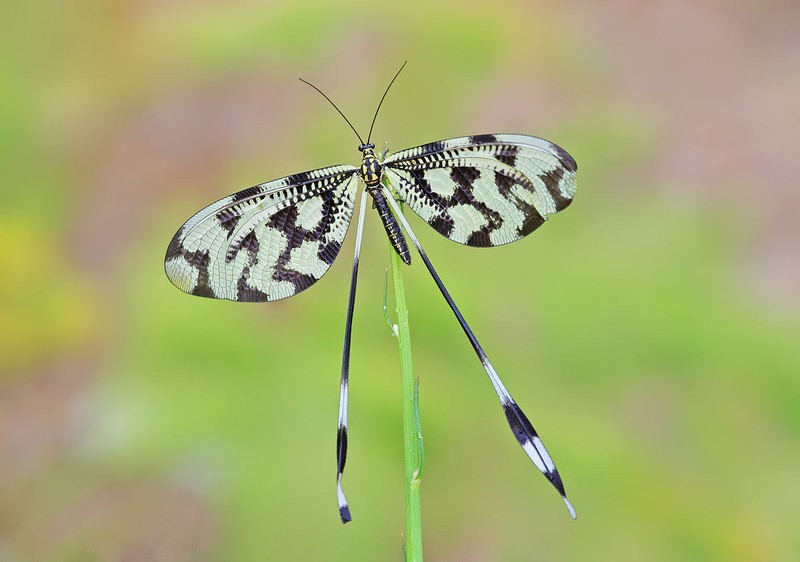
[165, 165, 358, 302]
[383, 134, 577, 247]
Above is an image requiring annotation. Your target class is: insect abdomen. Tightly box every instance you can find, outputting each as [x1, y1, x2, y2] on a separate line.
[369, 188, 411, 265]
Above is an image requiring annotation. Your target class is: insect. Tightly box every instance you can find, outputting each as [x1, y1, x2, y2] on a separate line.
[164, 63, 578, 523]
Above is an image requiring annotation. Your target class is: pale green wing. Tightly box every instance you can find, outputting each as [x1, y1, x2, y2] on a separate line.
[165, 165, 358, 301]
[383, 134, 577, 247]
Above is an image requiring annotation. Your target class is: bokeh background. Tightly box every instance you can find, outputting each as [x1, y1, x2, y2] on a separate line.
[2, 0, 799, 560]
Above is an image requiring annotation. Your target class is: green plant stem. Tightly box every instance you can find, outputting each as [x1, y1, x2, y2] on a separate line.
[389, 224, 423, 562]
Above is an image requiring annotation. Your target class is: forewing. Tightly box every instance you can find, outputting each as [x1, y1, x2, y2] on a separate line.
[165, 165, 358, 302]
[384, 134, 577, 247]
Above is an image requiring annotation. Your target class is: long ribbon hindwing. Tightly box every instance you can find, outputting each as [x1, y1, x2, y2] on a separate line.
[383, 134, 577, 247]
[165, 165, 358, 302]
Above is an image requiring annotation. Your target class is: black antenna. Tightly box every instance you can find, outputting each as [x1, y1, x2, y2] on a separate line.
[299, 78, 364, 145]
[367, 61, 407, 144]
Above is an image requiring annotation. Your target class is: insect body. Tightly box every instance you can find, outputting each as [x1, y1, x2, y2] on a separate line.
[358, 142, 411, 265]
[164, 64, 578, 523]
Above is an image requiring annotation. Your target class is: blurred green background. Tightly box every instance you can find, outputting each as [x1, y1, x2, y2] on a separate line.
[2, 0, 799, 560]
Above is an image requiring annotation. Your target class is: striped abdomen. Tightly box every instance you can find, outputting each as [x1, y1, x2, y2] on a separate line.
[369, 187, 411, 265]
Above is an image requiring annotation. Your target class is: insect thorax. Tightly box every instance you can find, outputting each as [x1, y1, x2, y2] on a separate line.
[359, 147, 383, 187]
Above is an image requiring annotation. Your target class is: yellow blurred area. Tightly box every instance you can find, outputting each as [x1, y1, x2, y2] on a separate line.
[0, 219, 99, 376]
[2, 0, 799, 560]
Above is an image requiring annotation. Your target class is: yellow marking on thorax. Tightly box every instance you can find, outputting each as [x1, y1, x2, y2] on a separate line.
[360, 148, 383, 186]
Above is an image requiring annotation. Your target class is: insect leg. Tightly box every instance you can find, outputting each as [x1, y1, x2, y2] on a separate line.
[337, 189, 369, 524]
[380, 185, 576, 519]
